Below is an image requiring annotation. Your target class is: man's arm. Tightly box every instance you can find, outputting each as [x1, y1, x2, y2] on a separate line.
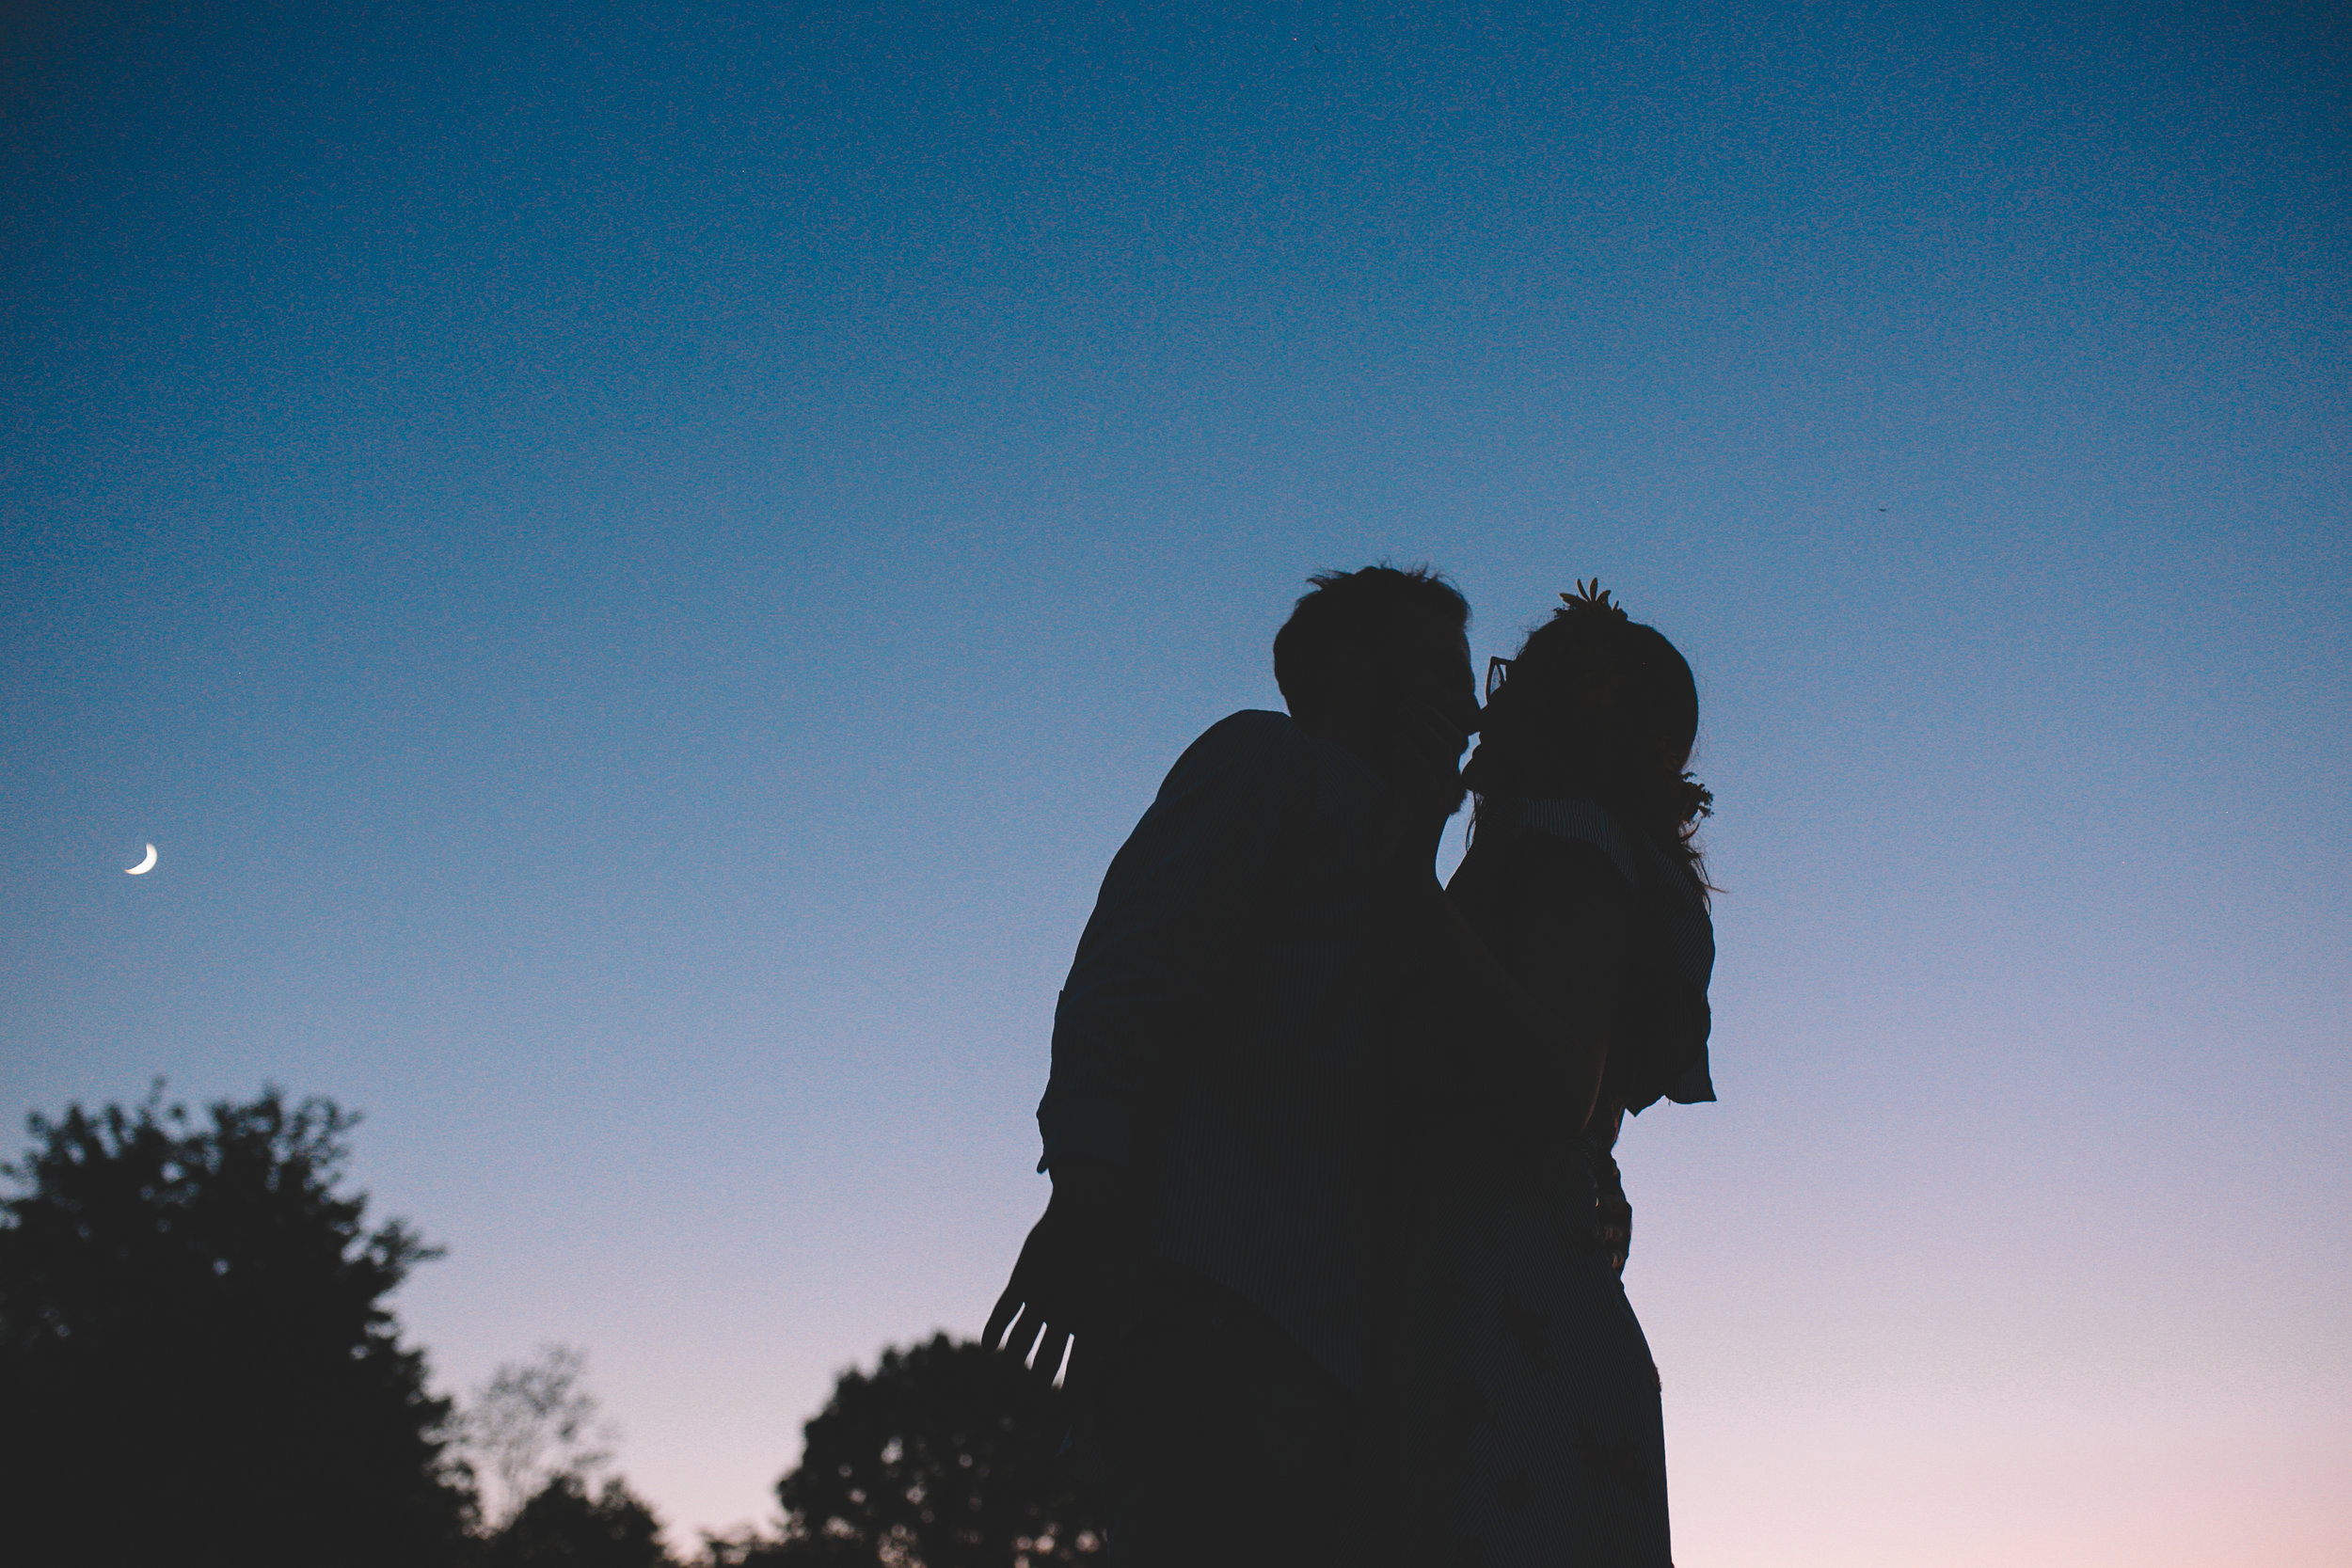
[989, 712, 1312, 1385]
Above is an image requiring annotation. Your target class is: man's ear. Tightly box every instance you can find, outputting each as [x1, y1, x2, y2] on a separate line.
[1330, 637, 1381, 687]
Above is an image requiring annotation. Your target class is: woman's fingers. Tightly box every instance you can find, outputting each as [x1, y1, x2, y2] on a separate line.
[1026, 1322, 1073, 1386]
[983, 1288, 1025, 1354]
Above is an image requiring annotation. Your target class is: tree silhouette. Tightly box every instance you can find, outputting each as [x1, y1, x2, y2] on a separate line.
[0, 1086, 474, 1567]
[753, 1334, 1105, 1567]
[488, 1473, 677, 1568]
[462, 1344, 619, 1525]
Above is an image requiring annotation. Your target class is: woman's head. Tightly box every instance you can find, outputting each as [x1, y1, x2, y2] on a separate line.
[1464, 581, 1712, 891]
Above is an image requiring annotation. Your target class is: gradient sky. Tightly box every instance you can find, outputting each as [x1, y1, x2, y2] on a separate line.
[5, 2, 2347, 1561]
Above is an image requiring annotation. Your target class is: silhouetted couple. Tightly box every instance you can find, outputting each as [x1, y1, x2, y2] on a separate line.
[988, 566, 1716, 1566]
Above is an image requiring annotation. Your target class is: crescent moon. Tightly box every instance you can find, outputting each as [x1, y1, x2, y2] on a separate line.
[126, 844, 156, 875]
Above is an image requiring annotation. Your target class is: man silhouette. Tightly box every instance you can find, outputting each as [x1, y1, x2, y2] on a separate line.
[987, 566, 1479, 1565]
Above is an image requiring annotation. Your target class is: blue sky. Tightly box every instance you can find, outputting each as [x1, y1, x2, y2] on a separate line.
[5, 2, 2347, 1560]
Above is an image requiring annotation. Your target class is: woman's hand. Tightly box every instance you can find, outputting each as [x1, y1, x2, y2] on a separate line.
[984, 1156, 1137, 1392]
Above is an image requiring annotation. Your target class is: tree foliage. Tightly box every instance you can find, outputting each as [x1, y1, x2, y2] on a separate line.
[0, 1086, 474, 1567]
[1, 1088, 1113, 1568]
[761, 1334, 1105, 1567]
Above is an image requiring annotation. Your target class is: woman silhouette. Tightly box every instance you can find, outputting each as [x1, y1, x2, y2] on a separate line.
[1380, 581, 1716, 1565]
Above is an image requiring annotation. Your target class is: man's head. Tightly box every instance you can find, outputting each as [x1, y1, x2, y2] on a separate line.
[1274, 564, 1478, 816]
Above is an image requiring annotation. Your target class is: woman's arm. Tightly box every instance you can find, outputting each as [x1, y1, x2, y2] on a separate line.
[1511, 835, 1635, 1132]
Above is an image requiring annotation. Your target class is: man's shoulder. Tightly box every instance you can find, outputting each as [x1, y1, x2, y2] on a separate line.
[1165, 709, 1312, 781]
[1194, 707, 1305, 748]
[1167, 709, 1392, 815]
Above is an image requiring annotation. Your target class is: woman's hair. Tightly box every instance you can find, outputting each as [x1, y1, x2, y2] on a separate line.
[1463, 582, 1714, 898]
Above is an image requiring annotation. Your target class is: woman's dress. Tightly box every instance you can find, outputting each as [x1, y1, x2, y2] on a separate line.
[1377, 797, 1715, 1567]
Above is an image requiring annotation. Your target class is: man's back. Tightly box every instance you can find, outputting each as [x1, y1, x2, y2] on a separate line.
[1039, 708, 1394, 1394]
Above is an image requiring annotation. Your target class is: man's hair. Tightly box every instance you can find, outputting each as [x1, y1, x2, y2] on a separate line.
[1273, 563, 1470, 722]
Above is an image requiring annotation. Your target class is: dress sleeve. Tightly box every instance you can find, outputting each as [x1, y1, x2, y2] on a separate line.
[1035, 711, 1315, 1176]
[1504, 798, 1717, 1113]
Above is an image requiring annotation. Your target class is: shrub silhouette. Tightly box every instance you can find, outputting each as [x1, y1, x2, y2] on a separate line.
[717, 1334, 1104, 1566]
[489, 1473, 676, 1567]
